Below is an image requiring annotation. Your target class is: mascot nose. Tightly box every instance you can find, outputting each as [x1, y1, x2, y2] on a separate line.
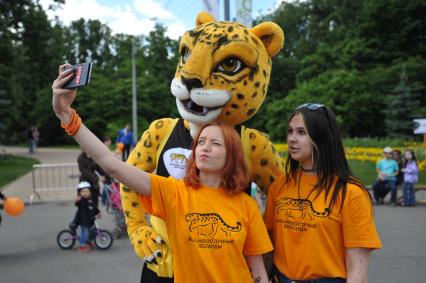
[181, 76, 202, 92]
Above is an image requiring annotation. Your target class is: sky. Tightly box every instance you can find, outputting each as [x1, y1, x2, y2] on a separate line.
[39, 0, 285, 39]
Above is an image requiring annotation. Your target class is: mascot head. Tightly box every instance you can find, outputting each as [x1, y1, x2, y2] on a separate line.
[171, 12, 284, 128]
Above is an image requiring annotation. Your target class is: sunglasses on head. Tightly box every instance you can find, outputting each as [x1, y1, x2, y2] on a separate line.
[296, 103, 332, 128]
[296, 103, 325, 111]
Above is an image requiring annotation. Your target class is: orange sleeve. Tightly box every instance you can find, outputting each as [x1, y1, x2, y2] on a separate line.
[342, 184, 383, 249]
[243, 199, 273, 256]
[140, 175, 179, 220]
[263, 176, 282, 231]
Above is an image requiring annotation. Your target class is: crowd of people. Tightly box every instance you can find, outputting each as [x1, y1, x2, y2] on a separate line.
[372, 147, 419, 207]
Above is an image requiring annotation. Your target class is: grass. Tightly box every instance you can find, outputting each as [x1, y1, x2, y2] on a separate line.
[349, 160, 426, 186]
[0, 155, 40, 187]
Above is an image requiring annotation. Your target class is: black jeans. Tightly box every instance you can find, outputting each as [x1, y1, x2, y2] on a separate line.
[372, 179, 397, 203]
[141, 262, 173, 283]
[273, 266, 346, 283]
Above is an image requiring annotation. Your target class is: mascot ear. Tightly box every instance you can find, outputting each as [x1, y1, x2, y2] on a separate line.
[251, 22, 284, 58]
[196, 12, 216, 27]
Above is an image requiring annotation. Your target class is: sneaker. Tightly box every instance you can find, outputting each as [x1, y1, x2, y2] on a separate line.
[79, 245, 91, 252]
[391, 202, 397, 207]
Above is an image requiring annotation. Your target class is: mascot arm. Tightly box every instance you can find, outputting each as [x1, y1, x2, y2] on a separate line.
[246, 128, 283, 194]
[121, 118, 174, 261]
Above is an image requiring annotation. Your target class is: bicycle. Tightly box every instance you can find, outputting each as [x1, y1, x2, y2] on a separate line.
[56, 220, 113, 250]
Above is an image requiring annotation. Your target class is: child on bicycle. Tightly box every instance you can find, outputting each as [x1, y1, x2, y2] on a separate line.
[75, 181, 100, 252]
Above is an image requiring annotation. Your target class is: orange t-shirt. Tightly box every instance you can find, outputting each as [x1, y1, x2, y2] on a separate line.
[141, 175, 273, 283]
[264, 172, 382, 280]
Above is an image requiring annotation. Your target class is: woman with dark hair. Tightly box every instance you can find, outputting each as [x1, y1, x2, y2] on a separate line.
[51, 64, 272, 283]
[264, 103, 382, 283]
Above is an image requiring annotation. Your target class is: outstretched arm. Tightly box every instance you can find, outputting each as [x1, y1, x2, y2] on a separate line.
[51, 64, 151, 196]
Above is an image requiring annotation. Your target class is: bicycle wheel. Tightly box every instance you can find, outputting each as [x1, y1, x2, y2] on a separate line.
[111, 228, 122, 239]
[57, 229, 76, 249]
[94, 229, 113, 250]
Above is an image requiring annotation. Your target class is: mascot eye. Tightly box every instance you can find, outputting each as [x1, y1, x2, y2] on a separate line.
[180, 47, 191, 64]
[215, 58, 245, 75]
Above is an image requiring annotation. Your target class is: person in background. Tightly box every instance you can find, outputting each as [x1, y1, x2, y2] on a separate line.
[27, 125, 36, 154]
[77, 150, 109, 207]
[116, 123, 134, 161]
[372, 146, 399, 206]
[32, 125, 40, 153]
[264, 103, 382, 282]
[69, 150, 109, 232]
[52, 63, 272, 282]
[401, 150, 419, 206]
[0, 191, 7, 226]
[393, 149, 404, 200]
[74, 181, 100, 252]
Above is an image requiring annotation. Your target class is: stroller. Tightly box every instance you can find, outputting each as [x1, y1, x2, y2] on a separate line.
[101, 180, 127, 239]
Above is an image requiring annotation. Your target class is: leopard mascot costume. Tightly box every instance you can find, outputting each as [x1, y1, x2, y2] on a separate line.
[121, 12, 284, 282]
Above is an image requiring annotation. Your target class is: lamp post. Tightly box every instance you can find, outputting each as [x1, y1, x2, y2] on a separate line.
[131, 37, 138, 144]
[224, 0, 230, 20]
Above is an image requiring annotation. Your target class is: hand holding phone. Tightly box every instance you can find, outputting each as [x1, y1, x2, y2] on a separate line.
[63, 62, 93, 89]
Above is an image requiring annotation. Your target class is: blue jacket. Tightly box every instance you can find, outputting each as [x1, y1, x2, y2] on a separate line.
[116, 128, 134, 146]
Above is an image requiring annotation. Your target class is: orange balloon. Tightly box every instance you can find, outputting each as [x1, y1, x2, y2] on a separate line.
[4, 197, 25, 216]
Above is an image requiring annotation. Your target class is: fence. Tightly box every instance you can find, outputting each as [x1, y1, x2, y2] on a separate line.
[31, 163, 80, 202]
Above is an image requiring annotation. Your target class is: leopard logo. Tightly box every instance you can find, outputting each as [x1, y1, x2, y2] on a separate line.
[276, 197, 330, 221]
[170, 153, 186, 164]
[185, 212, 242, 237]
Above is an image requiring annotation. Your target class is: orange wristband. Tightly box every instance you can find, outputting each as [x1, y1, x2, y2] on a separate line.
[61, 108, 82, 136]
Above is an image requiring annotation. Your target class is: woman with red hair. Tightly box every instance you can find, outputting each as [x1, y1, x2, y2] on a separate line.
[52, 64, 272, 283]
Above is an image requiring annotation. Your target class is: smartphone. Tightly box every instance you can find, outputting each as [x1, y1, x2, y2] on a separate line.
[63, 62, 93, 89]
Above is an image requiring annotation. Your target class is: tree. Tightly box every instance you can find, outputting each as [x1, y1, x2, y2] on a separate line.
[385, 64, 420, 137]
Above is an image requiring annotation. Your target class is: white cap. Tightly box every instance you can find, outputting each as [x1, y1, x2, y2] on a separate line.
[383, 147, 393, 153]
[77, 181, 91, 191]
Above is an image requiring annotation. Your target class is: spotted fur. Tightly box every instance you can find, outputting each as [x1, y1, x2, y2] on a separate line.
[120, 12, 285, 277]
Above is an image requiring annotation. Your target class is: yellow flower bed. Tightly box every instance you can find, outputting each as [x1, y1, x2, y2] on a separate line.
[274, 143, 426, 170]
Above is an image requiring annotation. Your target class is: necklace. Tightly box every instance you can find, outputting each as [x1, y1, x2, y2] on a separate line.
[301, 167, 315, 172]
[297, 170, 315, 206]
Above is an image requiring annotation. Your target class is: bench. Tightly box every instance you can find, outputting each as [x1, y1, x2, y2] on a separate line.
[366, 184, 426, 203]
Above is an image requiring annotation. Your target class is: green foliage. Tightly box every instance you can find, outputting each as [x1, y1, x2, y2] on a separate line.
[348, 160, 378, 185]
[1, 0, 425, 145]
[0, 155, 40, 187]
[250, 0, 426, 140]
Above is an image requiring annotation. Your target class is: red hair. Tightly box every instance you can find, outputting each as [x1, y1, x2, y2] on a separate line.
[184, 121, 249, 195]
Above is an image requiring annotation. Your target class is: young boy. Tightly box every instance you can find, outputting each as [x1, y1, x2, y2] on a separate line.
[74, 181, 100, 252]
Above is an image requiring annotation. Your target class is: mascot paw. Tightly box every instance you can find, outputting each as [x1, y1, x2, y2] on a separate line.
[134, 226, 165, 264]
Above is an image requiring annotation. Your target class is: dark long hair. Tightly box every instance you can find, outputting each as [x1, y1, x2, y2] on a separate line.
[284, 104, 371, 211]
[404, 150, 417, 167]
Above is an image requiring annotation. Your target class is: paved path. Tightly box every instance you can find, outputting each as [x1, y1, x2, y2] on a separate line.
[1, 146, 81, 203]
[1, 146, 426, 282]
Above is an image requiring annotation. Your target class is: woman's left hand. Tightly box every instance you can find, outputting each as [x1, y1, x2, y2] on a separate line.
[51, 63, 77, 124]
